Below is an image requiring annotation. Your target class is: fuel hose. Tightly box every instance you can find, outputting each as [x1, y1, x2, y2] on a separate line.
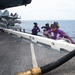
[41, 49, 75, 74]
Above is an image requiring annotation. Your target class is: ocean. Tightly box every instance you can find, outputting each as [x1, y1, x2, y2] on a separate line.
[20, 20, 75, 42]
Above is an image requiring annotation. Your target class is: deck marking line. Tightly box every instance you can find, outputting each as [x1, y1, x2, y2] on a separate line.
[31, 43, 38, 68]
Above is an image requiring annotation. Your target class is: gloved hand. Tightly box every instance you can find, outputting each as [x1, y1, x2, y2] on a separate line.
[48, 34, 52, 38]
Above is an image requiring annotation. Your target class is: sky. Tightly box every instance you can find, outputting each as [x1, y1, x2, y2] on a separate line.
[4, 0, 75, 20]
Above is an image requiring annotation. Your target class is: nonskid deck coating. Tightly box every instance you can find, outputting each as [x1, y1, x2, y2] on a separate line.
[34, 43, 75, 75]
[0, 32, 75, 75]
[0, 32, 32, 75]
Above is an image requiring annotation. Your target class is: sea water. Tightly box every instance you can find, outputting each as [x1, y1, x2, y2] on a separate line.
[20, 20, 75, 42]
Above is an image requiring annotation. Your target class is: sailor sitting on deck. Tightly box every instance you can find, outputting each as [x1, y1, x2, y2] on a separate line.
[45, 22, 75, 44]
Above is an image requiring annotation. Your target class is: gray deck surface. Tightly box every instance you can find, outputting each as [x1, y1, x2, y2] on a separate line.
[0, 32, 75, 75]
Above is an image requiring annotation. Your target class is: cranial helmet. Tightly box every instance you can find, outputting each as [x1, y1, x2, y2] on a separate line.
[51, 22, 59, 28]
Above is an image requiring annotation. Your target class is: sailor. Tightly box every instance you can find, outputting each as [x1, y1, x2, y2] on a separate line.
[41, 23, 51, 31]
[32, 22, 40, 35]
[41, 23, 51, 36]
[47, 22, 75, 44]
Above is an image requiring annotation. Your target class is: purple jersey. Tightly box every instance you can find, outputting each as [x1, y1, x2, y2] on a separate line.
[32, 26, 40, 35]
[41, 26, 51, 31]
[48, 29, 75, 44]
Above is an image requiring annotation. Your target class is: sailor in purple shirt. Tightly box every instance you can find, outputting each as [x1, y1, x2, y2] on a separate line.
[41, 23, 51, 36]
[41, 23, 51, 31]
[48, 22, 75, 44]
[32, 22, 40, 35]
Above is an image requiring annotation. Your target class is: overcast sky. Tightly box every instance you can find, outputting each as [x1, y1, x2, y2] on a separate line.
[6, 0, 75, 20]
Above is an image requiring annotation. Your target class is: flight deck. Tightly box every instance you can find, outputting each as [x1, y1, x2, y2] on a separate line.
[0, 32, 75, 75]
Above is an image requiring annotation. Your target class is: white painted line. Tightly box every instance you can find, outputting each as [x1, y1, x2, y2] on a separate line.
[30, 43, 38, 68]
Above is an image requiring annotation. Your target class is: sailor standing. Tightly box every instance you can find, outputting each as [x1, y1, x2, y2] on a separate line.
[32, 22, 40, 35]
